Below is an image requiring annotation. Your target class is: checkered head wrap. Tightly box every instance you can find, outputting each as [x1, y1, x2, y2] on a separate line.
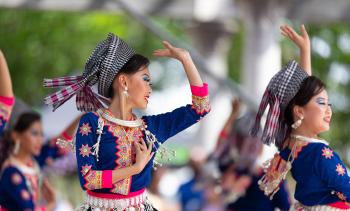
[43, 33, 135, 112]
[250, 60, 309, 147]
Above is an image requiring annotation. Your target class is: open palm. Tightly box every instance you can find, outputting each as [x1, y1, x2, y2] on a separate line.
[280, 25, 310, 50]
[153, 41, 190, 61]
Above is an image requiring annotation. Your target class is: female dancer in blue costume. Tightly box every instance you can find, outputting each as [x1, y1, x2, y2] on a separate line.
[0, 50, 79, 210]
[252, 25, 350, 210]
[44, 34, 210, 210]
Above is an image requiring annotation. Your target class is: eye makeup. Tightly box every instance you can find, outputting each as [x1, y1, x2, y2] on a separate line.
[29, 129, 44, 138]
[142, 74, 153, 86]
[316, 97, 332, 107]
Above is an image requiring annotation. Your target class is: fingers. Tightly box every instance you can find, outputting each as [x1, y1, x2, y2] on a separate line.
[148, 152, 155, 162]
[152, 49, 170, 57]
[300, 24, 309, 38]
[147, 142, 153, 153]
[139, 140, 147, 151]
[280, 25, 296, 40]
[134, 141, 141, 153]
[162, 41, 173, 49]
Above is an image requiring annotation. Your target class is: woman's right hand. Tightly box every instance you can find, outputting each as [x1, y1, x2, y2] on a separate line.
[280, 25, 310, 51]
[134, 140, 155, 173]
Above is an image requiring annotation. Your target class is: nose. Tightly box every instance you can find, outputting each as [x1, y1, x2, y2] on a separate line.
[325, 104, 332, 115]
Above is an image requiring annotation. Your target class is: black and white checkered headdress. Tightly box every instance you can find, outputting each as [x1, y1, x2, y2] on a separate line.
[43, 33, 135, 112]
[251, 60, 309, 147]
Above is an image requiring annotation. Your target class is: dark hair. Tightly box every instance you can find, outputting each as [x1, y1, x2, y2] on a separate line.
[284, 76, 326, 132]
[0, 112, 41, 168]
[107, 54, 150, 98]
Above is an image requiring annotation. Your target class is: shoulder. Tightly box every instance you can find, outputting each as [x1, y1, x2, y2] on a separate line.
[1, 165, 25, 185]
[81, 112, 99, 121]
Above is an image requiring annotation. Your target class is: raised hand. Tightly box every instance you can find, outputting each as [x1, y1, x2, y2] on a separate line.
[280, 24, 312, 75]
[280, 24, 310, 51]
[153, 41, 190, 62]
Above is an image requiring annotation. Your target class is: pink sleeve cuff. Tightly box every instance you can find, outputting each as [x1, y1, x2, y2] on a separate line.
[102, 170, 113, 189]
[0, 96, 14, 106]
[190, 83, 208, 97]
[61, 131, 73, 141]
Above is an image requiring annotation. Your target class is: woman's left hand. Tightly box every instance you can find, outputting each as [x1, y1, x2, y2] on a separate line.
[153, 41, 190, 62]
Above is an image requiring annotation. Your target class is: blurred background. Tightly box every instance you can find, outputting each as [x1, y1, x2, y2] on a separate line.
[0, 0, 350, 210]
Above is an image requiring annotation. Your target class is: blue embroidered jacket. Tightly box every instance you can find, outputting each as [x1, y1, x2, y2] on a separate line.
[0, 96, 73, 210]
[280, 142, 350, 206]
[75, 84, 210, 195]
[0, 96, 13, 136]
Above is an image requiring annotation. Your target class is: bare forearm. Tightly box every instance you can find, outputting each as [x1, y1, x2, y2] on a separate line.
[222, 112, 238, 135]
[300, 48, 311, 75]
[112, 165, 139, 184]
[0, 50, 13, 97]
[180, 54, 203, 86]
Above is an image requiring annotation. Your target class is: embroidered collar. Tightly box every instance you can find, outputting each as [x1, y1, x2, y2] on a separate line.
[96, 109, 143, 128]
[8, 157, 40, 176]
[290, 134, 329, 145]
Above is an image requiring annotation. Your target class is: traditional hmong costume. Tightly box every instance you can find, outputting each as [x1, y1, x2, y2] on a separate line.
[43, 33, 210, 210]
[0, 132, 73, 210]
[0, 96, 74, 210]
[252, 60, 350, 210]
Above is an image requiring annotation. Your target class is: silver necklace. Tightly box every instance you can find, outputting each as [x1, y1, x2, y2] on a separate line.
[290, 134, 329, 145]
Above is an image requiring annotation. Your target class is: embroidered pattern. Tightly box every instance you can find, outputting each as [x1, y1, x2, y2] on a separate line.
[79, 123, 92, 136]
[322, 147, 333, 159]
[106, 122, 143, 195]
[0, 102, 12, 121]
[21, 189, 31, 201]
[336, 191, 347, 201]
[79, 144, 92, 157]
[84, 170, 102, 190]
[336, 163, 346, 176]
[192, 95, 210, 115]
[11, 173, 22, 185]
[81, 164, 92, 176]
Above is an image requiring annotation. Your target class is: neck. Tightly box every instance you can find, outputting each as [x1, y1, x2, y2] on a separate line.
[291, 126, 318, 139]
[109, 94, 133, 120]
[12, 150, 32, 165]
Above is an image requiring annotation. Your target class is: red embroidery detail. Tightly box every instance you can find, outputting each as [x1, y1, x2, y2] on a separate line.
[79, 144, 92, 157]
[336, 191, 347, 201]
[79, 123, 92, 136]
[21, 189, 31, 201]
[322, 147, 334, 159]
[81, 164, 92, 176]
[336, 163, 346, 176]
[11, 173, 22, 185]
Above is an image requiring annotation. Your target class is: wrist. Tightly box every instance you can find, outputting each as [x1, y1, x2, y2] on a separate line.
[179, 52, 191, 63]
[132, 163, 142, 174]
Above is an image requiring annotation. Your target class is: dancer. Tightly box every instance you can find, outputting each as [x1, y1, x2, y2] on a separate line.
[0, 112, 79, 211]
[44, 33, 210, 210]
[252, 25, 350, 210]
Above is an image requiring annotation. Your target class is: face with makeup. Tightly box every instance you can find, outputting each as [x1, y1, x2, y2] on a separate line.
[294, 89, 332, 135]
[114, 66, 153, 110]
[13, 120, 44, 156]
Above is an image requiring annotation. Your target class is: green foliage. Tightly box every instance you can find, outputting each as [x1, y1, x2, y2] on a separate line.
[0, 9, 185, 105]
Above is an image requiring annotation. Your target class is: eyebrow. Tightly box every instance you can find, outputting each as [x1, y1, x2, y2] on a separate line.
[142, 73, 151, 78]
[316, 97, 329, 102]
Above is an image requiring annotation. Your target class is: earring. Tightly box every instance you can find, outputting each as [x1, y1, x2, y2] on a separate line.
[123, 86, 129, 98]
[292, 117, 304, 129]
[13, 140, 20, 155]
